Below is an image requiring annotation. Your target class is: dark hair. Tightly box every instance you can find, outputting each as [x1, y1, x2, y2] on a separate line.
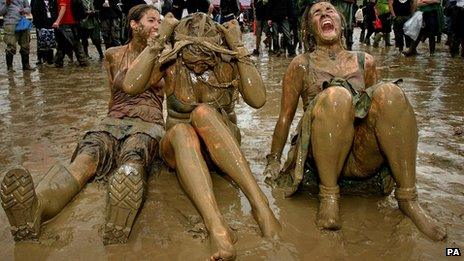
[300, 1, 346, 53]
[125, 4, 159, 43]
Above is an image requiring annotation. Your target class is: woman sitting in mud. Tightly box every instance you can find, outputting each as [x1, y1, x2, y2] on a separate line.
[264, 1, 446, 241]
[1, 5, 164, 245]
[122, 12, 280, 260]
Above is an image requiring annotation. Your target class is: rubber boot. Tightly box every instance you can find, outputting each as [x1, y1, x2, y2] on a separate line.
[103, 163, 146, 245]
[384, 33, 392, 46]
[373, 33, 382, 48]
[20, 51, 34, 71]
[317, 184, 341, 230]
[0, 164, 80, 241]
[6, 52, 14, 71]
[395, 187, 447, 241]
[403, 39, 419, 57]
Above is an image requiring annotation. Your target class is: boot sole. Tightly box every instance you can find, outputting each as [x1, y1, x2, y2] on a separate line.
[103, 165, 145, 245]
[0, 167, 40, 241]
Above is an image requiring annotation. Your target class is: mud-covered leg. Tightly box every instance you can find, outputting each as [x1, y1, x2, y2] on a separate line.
[371, 83, 446, 241]
[161, 124, 235, 261]
[0, 154, 92, 241]
[191, 104, 280, 238]
[310, 87, 355, 230]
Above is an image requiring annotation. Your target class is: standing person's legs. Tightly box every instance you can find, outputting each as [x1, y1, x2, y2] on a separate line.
[101, 19, 111, 49]
[17, 29, 33, 70]
[110, 18, 122, 47]
[3, 24, 17, 71]
[271, 22, 280, 55]
[281, 19, 295, 56]
[79, 27, 91, 57]
[89, 26, 104, 59]
[393, 17, 404, 51]
[70, 25, 89, 66]
[253, 20, 263, 55]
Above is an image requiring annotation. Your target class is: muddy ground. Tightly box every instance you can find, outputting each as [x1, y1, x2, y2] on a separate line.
[0, 30, 463, 260]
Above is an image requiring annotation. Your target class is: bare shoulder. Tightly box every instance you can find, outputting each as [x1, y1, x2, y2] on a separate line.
[104, 45, 126, 61]
[288, 53, 310, 72]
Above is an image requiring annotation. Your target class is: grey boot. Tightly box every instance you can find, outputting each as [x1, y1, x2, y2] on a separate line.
[0, 164, 80, 241]
[103, 163, 146, 245]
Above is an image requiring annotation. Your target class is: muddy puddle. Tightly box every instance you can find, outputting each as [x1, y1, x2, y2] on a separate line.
[0, 30, 463, 260]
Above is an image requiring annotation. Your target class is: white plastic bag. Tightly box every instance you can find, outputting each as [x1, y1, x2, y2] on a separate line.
[355, 8, 364, 23]
[403, 11, 423, 41]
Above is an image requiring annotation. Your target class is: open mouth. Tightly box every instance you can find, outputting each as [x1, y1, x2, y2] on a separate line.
[321, 20, 334, 33]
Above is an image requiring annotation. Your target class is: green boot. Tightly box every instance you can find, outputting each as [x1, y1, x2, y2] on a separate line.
[0, 164, 80, 241]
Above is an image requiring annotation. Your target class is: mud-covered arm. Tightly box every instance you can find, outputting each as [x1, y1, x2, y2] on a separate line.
[364, 53, 378, 88]
[269, 57, 305, 160]
[263, 57, 304, 180]
[122, 13, 178, 95]
[121, 46, 164, 95]
[218, 20, 266, 108]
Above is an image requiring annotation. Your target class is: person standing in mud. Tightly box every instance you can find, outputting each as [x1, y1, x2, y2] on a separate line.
[0, 0, 34, 71]
[53, 0, 89, 67]
[1, 5, 164, 245]
[122, 12, 281, 260]
[78, 0, 105, 60]
[264, 1, 446, 241]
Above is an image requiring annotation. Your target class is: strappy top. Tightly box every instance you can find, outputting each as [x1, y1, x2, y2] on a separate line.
[300, 51, 366, 111]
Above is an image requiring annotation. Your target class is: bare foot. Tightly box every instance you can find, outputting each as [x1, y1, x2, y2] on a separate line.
[398, 200, 447, 241]
[253, 207, 281, 238]
[317, 194, 341, 230]
[209, 227, 236, 261]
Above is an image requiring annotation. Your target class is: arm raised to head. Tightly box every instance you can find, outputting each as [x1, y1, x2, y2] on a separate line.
[218, 20, 266, 108]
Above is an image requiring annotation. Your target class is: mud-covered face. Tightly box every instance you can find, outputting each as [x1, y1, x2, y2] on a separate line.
[309, 2, 342, 45]
[131, 9, 161, 40]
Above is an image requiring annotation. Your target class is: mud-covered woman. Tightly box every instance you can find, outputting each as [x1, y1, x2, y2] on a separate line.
[1, 5, 165, 244]
[264, 1, 446, 241]
[122, 12, 280, 260]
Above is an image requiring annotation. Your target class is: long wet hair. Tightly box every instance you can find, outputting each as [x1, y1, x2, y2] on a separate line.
[125, 4, 159, 43]
[301, 1, 346, 53]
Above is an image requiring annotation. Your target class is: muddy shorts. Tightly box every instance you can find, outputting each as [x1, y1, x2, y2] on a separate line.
[71, 117, 165, 181]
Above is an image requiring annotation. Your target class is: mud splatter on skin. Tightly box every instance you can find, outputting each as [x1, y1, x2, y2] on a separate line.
[0, 30, 463, 259]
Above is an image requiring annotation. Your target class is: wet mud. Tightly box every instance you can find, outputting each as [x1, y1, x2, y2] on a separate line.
[0, 30, 463, 260]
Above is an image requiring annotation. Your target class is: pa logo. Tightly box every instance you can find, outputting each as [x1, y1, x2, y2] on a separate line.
[446, 248, 461, 256]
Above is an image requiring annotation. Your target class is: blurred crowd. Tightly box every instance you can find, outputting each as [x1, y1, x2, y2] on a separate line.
[0, 0, 462, 71]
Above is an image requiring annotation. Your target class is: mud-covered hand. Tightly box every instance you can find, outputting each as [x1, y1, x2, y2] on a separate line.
[157, 12, 179, 44]
[263, 154, 281, 186]
[217, 20, 243, 51]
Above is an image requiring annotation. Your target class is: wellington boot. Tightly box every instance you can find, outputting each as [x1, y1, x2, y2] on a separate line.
[6, 52, 14, 71]
[104, 163, 146, 245]
[20, 52, 34, 71]
[384, 33, 392, 46]
[0, 164, 80, 241]
[373, 33, 382, 48]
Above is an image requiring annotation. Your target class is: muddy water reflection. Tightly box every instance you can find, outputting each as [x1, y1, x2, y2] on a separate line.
[0, 31, 463, 260]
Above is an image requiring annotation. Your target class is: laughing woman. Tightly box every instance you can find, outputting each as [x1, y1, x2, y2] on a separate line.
[264, 1, 446, 241]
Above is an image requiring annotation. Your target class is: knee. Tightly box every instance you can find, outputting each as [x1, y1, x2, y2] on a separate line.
[169, 123, 199, 146]
[371, 83, 410, 110]
[191, 104, 217, 124]
[312, 87, 353, 118]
